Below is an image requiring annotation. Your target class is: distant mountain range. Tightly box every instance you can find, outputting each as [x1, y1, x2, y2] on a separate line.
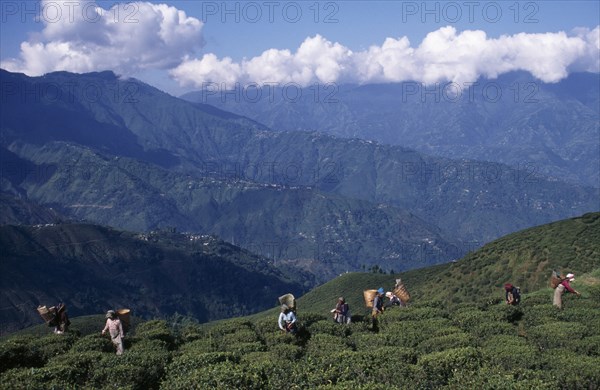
[1, 69, 598, 281]
[183, 72, 600, 188]
[0, 222, 308, 335]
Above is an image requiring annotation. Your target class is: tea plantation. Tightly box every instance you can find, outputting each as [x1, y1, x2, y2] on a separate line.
[1, 273, 599, 389]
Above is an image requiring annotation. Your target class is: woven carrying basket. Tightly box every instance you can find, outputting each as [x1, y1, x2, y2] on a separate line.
[393, 279, 411, 302]
[116, 308, 131, 332]
[550, 271, 563, 289]
[278, 293, 296, 311]
[37, 305, 56, 323]
[363, 289, 377, 308]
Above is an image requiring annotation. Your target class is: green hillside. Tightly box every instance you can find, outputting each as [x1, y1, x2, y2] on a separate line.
[401, 211, 600, 304]
[0, 223, 308, 334]
[1, 213, 599, 388]
[276, 212, 599, 317]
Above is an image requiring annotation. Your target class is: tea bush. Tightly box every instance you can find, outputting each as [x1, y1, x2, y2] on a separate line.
[2, 274, 600, 389]
[0, 335, 45, 372]
[418, 347, 482, 387]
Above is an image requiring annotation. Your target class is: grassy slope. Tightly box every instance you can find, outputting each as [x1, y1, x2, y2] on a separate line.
[401, 211, 600, 304]
[285, 212, 600, 316]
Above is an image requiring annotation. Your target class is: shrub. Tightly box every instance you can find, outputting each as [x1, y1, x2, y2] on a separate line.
[418, 347, 482, 387]
[163, 351, 239, 383]
[350, 332, 387, 351]
[70, 334, 113, 353]
[88, 350, 170, 390]
[128, 338, 170, 353]
[263, 343, 302, 361]
[221, 328, 260, 345]
[470, 321, 517, 339]
[134, 320, 175, 349]
[307, 320, 352, 338]
[0, 335, 45, 372]
[445, 366, 552, 389]
[393, 307, 447, 322]
[44, 351, 104, 385]
[451, 309, 489, 331]
[305, 333, 353, 357]
[208, 319, 254, 336]
[160, 360, 265, 389]
[26, 333, 78, 363]
[313, 349, 423, 387]
[526, 322, 589, 351]
[223, 341, 266, 354]
[417, 332, 474, 354]
[176, 338, 216, 354]
[486, 304, 524, 323]
[1, 367, 76, 389]
[176, 323, 206, 343]
[481, 335, 539, 371]
[378, 319, 455, 349]
[537, 350, 600, 389]
[574, 335, 600, 356]
[521, 305, 560, 328]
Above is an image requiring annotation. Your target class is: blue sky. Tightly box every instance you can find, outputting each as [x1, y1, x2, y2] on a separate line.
[1, 1, 599, 95]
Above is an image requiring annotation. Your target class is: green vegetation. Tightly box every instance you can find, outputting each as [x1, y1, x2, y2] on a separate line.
[2, 274, 598, 389]
[401, 212, 600, 304]
[1, 213, 599, 388]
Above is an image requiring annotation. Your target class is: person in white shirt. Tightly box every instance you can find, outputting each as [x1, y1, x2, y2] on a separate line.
[278, 304, 297, 334]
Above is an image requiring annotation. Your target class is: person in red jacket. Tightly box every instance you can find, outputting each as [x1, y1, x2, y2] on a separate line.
[553, 273, 581, 309]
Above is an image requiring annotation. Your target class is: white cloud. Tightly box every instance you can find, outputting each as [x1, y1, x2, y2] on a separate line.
[2, 3, 597, 89]
[1, 1, 204, 76]
[171, 26, 600, 88]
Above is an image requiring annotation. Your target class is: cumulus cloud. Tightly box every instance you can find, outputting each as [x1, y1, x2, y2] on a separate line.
[171, 26, 600, 88]
[2, 3, 597, 89]
[1, 0, 204, 76]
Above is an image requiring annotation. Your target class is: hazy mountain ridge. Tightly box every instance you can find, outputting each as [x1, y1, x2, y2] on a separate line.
[1, 69, 598, 278]
[184, 72, 600, 188]
[2, 141, 458, 280]
[0, 222, 308, 335]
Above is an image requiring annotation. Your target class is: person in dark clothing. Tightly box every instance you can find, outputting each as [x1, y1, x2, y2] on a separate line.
[54, 303, 70, 334]
[371, 287, 385, 332]
[333, 297, 351, 324]
[504, 283, 521, 306]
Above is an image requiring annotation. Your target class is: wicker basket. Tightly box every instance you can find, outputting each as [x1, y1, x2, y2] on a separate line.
[278, 293, 296, 311]
[116, 308, 131, 333]
[550, 271, 563, 289]
[363, 289, 377, 308]
[393, 279, 411, 303]
[37, 305, 57, 324]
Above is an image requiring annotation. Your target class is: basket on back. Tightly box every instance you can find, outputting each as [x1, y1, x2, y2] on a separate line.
[550, 271, 563, 289]
[363, 289, 377, 308]
[116, 308, 131, 334]
[37, 305, 57, 324]
[278, 293, 296, 311]
[393, 278, 411, 303]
